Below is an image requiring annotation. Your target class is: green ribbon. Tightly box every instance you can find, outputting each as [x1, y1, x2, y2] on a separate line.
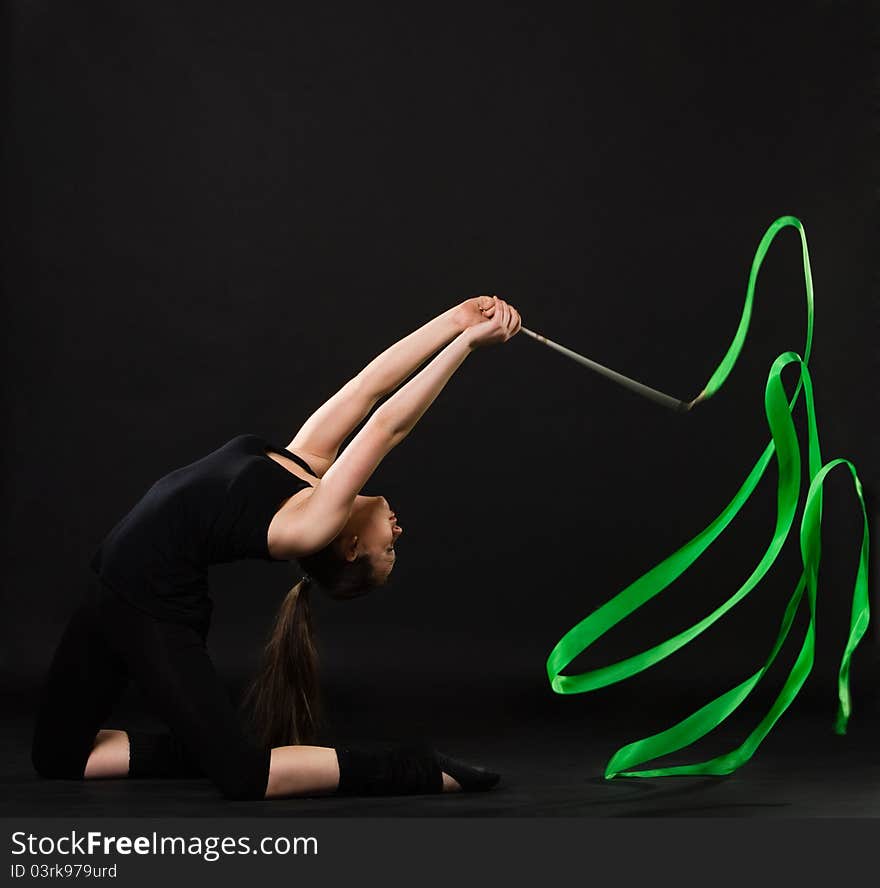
[546, 215, 871, 778]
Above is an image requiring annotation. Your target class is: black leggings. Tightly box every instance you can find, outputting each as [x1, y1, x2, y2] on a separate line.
[31, 581, 271, 801]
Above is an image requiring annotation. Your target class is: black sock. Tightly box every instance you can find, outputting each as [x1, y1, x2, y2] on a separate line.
[335, 741, 443, 796]
[126, 731, 204, 778]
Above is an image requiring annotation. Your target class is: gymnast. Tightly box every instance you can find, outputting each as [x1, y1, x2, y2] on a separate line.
[31, 294, 521, 800]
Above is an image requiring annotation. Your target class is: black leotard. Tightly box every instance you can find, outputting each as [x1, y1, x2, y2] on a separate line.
[89, 433, 317, 627]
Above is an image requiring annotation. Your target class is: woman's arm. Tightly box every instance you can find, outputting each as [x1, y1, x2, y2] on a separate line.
[274, 298, 521, 557]
[355, 300, 490, 399]
[287, 297, 496, 475]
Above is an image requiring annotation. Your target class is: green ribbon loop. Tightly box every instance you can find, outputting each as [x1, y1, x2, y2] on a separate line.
[546, 216, 871, 778]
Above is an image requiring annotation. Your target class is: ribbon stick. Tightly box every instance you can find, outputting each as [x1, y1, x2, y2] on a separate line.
[542, 215, 870, 778]
[519, 326, 700, 413]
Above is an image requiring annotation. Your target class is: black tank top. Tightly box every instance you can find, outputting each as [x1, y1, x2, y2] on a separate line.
[89, 433, 316, 627]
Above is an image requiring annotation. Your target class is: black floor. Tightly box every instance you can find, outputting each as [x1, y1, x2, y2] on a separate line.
[4, 668, 879, 818]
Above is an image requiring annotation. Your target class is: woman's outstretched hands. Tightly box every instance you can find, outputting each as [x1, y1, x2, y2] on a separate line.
[461, 295, 522, 349]
[451, 295, 498, 331]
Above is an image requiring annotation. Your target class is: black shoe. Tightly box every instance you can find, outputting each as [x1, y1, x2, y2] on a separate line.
[434, 751, 501, 792]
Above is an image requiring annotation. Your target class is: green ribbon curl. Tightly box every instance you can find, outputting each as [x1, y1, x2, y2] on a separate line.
[545, 215, 870, 778]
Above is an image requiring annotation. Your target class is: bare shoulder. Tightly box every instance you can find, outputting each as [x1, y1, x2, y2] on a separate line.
[268, 485, 346, 559]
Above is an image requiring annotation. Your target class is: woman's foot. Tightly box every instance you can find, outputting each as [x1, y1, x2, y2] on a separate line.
[334, 742, 497, 795]
[435, 752, 500, 792]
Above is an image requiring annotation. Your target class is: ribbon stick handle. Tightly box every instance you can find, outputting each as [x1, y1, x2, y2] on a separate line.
[519, 326, 702, 413]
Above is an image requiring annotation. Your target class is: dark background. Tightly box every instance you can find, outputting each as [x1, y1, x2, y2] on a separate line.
[3, 0, 877, 774]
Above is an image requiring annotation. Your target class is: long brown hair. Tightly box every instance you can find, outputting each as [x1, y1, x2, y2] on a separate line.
[241, 543, 376, 748]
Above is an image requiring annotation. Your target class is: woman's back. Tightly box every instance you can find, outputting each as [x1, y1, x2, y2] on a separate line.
[89, 433, 316, 626]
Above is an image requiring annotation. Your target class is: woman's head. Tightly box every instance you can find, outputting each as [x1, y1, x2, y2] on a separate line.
[301, 494, 403, 594]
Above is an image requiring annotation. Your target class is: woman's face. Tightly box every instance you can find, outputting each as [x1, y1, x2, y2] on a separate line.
[344, 495, 403, 584]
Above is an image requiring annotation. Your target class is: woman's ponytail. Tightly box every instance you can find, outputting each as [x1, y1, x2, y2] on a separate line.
[241, 575, 322, 748]
[241, 540, 378, 750]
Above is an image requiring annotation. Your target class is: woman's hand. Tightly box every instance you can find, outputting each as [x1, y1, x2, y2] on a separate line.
[450, 295, 499, 332]
[462, 295, 522, 349]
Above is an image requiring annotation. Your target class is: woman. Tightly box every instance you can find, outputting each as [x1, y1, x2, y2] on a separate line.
[31, 294, 522, 801]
